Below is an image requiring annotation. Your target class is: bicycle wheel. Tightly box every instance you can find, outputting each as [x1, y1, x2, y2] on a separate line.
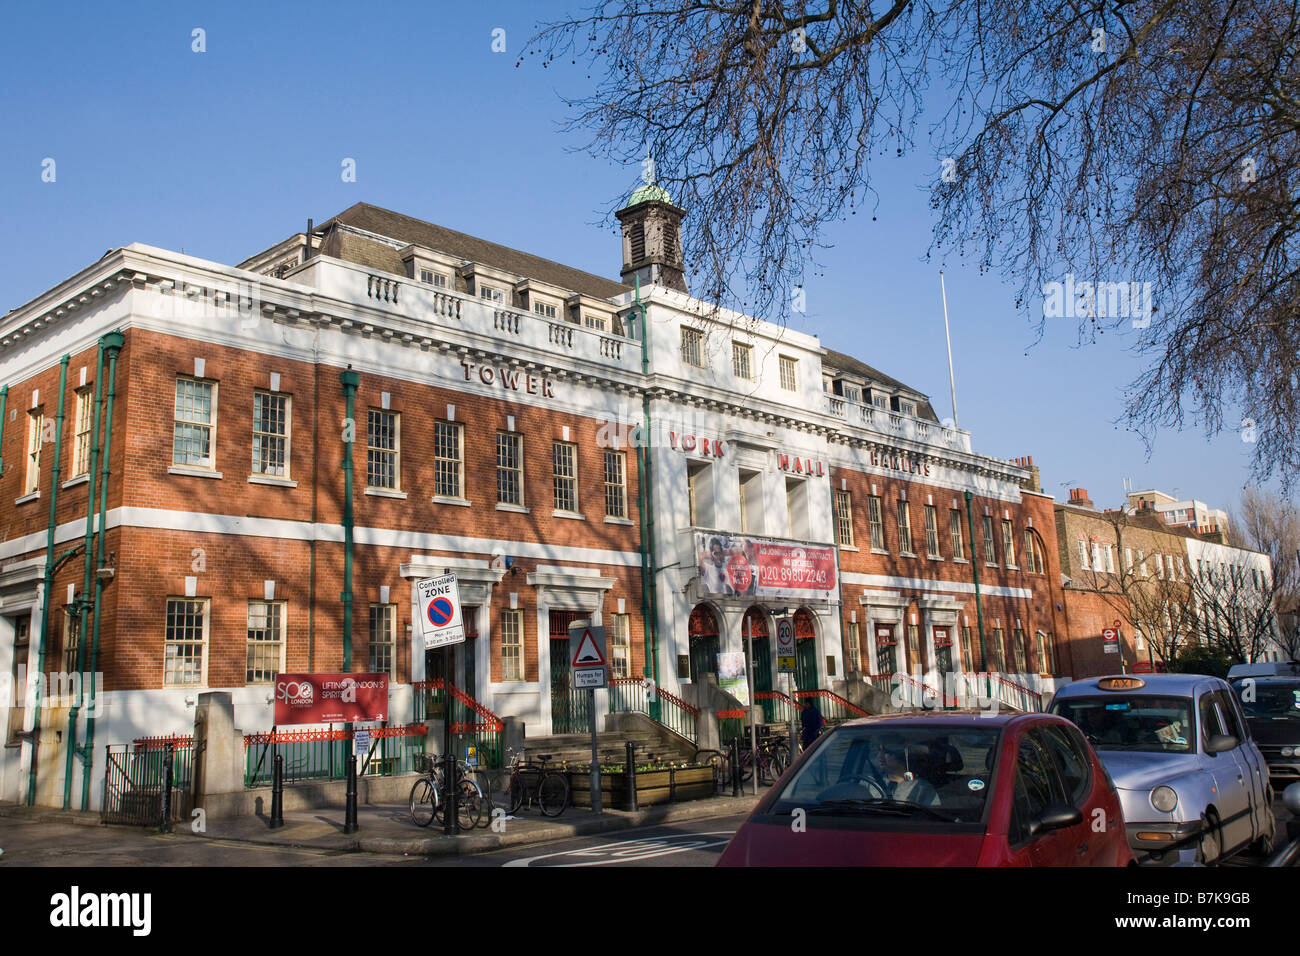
[538, 770, 571, 817]
[738, 751, 754, 783]
[769, 749, 788, 777]
[409, 777, 438, 828]
[507, 769, 527, 815]
[456, 779, 484, 830]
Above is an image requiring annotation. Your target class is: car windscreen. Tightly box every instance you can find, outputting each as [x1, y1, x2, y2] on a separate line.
[769, 725, 1001, 825]
[1051, 695, 1194, 753]
[1233, 680, 1300, 720]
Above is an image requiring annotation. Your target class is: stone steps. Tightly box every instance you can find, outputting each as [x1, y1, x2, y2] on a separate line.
[524, 716, 699, 768]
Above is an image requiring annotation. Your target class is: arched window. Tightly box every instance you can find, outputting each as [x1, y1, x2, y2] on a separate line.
[793, 608, 816, 639]
[1022, 528, 1048, 574]
[742, 607, 768, 637]
[689, 605, 719, 637]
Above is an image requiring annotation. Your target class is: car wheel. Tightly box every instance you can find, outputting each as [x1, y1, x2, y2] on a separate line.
[1198, 812, 1221, 865]
[1247, 801, 1276, 857]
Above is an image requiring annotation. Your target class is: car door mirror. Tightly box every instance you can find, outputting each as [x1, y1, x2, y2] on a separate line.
[1205, 734, 1239, 754]
[1283, 782, 1300, 817]
[1028, 802, 1083, 837]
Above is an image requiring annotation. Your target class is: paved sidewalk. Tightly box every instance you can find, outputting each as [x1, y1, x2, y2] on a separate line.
[0, 785, 768, 858]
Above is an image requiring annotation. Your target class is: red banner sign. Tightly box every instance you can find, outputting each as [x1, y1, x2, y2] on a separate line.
[273, 673, 389, 724]
[695, 533, 838, 600]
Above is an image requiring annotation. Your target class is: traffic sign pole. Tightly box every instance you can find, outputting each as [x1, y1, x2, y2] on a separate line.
[443, 644, 454, 836]
[589, 686, 601, 814]
[745, 615, 757, 796]
[569, 622, 608, 814]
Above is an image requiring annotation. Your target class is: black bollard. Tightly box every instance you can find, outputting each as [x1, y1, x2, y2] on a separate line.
[624, 740, 638, 812]
[729, 738, 741, 797]
[343, 754, 358, 834]
[269, 754, 284, 829]
[159, 744, 174, 833]
[442, 751, 457, 836]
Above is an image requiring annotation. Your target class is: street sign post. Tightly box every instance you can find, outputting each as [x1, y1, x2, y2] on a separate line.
[569, 622, 607, 814]
[417, 574, 465, 835]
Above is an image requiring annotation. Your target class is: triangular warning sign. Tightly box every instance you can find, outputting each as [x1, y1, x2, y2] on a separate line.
[572, 629, 605, 667]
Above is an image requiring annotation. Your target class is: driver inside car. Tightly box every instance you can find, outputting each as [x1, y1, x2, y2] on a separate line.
[875, 735, 941, 807]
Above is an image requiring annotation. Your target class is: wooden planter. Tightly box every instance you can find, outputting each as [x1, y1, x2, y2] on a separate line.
[568, 766, 716, 808]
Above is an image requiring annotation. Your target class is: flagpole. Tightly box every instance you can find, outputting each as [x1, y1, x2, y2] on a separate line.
[940, 271, 959, 428]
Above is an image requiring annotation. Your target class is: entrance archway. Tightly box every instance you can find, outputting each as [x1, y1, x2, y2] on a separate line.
[688, 604, 721, 683]
[793, 608, 818, 690]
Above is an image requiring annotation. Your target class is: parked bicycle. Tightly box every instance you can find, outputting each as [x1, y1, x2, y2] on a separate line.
[409, 753, 485, 830]
[504, 748, 571, 817]
[729, 733, 790, 785]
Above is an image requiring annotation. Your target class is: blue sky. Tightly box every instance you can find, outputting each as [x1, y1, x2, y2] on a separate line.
[0, 1, 1271, 516]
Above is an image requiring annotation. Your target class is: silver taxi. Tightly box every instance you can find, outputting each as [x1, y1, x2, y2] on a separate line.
[1049, 674, 1274, 865]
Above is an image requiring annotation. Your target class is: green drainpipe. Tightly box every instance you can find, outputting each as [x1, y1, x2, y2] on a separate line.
[633, 279, 660, 699]
[62, 341, 106, 808]
[963, 490, 991, 701]
[339, 367, 360, 672]
[0, 385, 8, 476]
[80, 331, 122, 810]
[27, 355, 70, 806]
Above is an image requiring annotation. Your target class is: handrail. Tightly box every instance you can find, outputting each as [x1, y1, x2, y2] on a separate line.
[609, 677, 699, 742]
[132, 734, 194, 749]
[652, 683, 699, 717]
[414, 678, 505, 730]
[716, 708, 747, 719]
[793, 688, 869, 717]
[755, 690, 793, 705]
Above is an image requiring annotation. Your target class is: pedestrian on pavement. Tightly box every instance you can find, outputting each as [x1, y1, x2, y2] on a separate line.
[800, 696, 824, 751]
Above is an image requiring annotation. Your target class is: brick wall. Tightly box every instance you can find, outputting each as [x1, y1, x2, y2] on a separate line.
[3, 328, 644, 699]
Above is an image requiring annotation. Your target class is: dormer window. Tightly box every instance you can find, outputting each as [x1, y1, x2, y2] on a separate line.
[843, 385, 861, 404]
[890, 395, 916, 417]
[583, 314, 607, 331]
[534, 301, 558, 319]
[480, 284, 504, 304]
[870, 391, 889, 410]
[419, 270, 448, 288]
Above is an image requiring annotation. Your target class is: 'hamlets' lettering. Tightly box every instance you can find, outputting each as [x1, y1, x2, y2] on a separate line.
[50, 886, 151, 936]
[868, 449, 931, 477]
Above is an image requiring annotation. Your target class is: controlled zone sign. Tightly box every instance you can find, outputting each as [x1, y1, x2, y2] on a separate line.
[568, 623, 608, 689]
[776, 617, 796, 673]
[416, 573, 465, 650]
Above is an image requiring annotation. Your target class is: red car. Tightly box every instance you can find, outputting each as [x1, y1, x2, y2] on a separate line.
[717, 711, 1134, 866]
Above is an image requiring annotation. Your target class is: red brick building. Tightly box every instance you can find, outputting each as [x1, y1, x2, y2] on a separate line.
[1, 192, 1073, 809]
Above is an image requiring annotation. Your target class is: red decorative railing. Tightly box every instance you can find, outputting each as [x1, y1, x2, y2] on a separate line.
[609, 677, 698, 743]
[756, 689, 794, 724]
[414, 679, 504, 732]
[132, 734, 194, 749]
[793, 688, 869, 720]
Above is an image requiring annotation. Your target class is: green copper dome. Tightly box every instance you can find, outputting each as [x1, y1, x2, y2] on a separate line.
[628, 182, 671, 206]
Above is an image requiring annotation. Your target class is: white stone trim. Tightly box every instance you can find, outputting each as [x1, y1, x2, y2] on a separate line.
[844, 571, 1032, 600]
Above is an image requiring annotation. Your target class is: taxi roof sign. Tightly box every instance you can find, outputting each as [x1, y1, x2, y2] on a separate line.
[1098, 676, 1146, 691]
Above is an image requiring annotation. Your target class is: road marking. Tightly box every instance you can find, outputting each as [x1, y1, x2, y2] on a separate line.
[503, 830, 736, 867]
